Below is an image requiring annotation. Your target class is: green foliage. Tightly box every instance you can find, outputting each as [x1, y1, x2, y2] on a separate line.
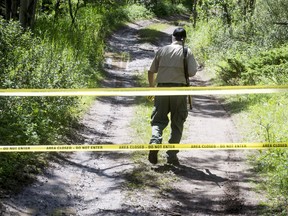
[254, 148, 288, 215]
[0, 153, 47, 192]
[187, 0, 288, 80]
[248, 95, 288, 143]
[0, 17, 81, 190]
[149, 1, 188, 17]
[34, 4, 127, 85]
[124, 4, 154, 20]
[0, 18, 80, 143]
[186, 18, 230, 66]
[217, 57, 247, 85]
[252, 0, 288, 46]
[216, 45, 288, 86]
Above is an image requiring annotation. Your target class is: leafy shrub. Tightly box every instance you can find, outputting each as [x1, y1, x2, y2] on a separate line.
[186, 19, 231, 67]
[0, 18, 83, 141]
[248, 46, 288, 85]
[217, 57, 248, 85]
[216, 45, 288, 85]
[34, 5, 127, 85]
[124, 4, 154, 20]
[0, 153, 47, 192]
[254, 148, 288, 215]
[248, 95, 288, 143]
[149, 1, 187, 17]
[252, 0, 288, 47]
[0, 18, 82, 191]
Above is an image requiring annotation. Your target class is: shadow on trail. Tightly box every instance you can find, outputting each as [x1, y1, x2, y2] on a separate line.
[96, 96, 136, 107]
[149, 163, 266, 215]
[69, 122, 113, 145]
[2, 151, 132, 216]
[191, 95, 230, 118]
[138, 28, 172, 46]
[50, 152, 133, 179]
[153, 164, 227, 185]
[163, 188, 266, 216]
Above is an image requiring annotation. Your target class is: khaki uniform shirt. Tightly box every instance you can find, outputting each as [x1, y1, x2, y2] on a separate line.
[149, 41, 198, 84]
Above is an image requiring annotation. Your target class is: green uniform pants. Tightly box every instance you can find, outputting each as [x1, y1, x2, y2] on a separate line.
[149, 94, 188, 157]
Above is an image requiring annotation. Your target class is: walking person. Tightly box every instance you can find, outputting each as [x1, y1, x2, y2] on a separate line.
[147, 27, 198, 165]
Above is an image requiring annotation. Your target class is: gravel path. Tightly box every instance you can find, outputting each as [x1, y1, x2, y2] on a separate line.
[1, 18, 265, 216]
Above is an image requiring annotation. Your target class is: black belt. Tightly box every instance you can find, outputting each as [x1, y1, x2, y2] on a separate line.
[157, 83, 186, 87]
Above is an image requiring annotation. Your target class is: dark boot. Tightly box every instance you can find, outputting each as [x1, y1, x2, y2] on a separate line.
[148, 150, 158, 164]
[166, 151, 180, 166]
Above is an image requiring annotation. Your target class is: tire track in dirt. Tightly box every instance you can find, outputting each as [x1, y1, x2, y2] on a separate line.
[1, 18, 265, 215]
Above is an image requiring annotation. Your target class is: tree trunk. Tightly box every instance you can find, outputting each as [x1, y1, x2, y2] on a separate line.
[68, 0, 81, 27]
[3, 0, 10, 19]
[191, 0, 198, 28]
[54, 0, 61, 19]
[19, 0, 37, 28]
[11, 0, 19, 19]
[243, 0, 256, 21]
[243, 0, 247, 17]
[221, 0, 232, 26]
[248, 0, 256, 15]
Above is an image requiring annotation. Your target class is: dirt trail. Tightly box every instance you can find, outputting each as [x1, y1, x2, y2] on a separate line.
[2, 19, 265, 215]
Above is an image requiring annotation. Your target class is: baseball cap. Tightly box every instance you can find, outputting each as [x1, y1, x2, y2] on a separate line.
[172, 27, 187, 41]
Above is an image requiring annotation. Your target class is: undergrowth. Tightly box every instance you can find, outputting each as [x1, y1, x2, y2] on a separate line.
[245, 95, 288, 214]
[124, 4, 154, 20]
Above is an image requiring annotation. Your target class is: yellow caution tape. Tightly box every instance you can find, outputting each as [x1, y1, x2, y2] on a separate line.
[0, 85, 288, 97]
[0, 143, 287, 152]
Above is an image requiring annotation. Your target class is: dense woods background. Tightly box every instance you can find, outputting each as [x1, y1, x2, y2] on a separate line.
[0, 0, 287, 214]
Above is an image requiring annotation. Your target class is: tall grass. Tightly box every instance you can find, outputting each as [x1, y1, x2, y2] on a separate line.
[245, 95, 288, 215]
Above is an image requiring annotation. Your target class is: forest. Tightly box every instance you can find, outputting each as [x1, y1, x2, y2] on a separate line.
[0, 0, 288, 214]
